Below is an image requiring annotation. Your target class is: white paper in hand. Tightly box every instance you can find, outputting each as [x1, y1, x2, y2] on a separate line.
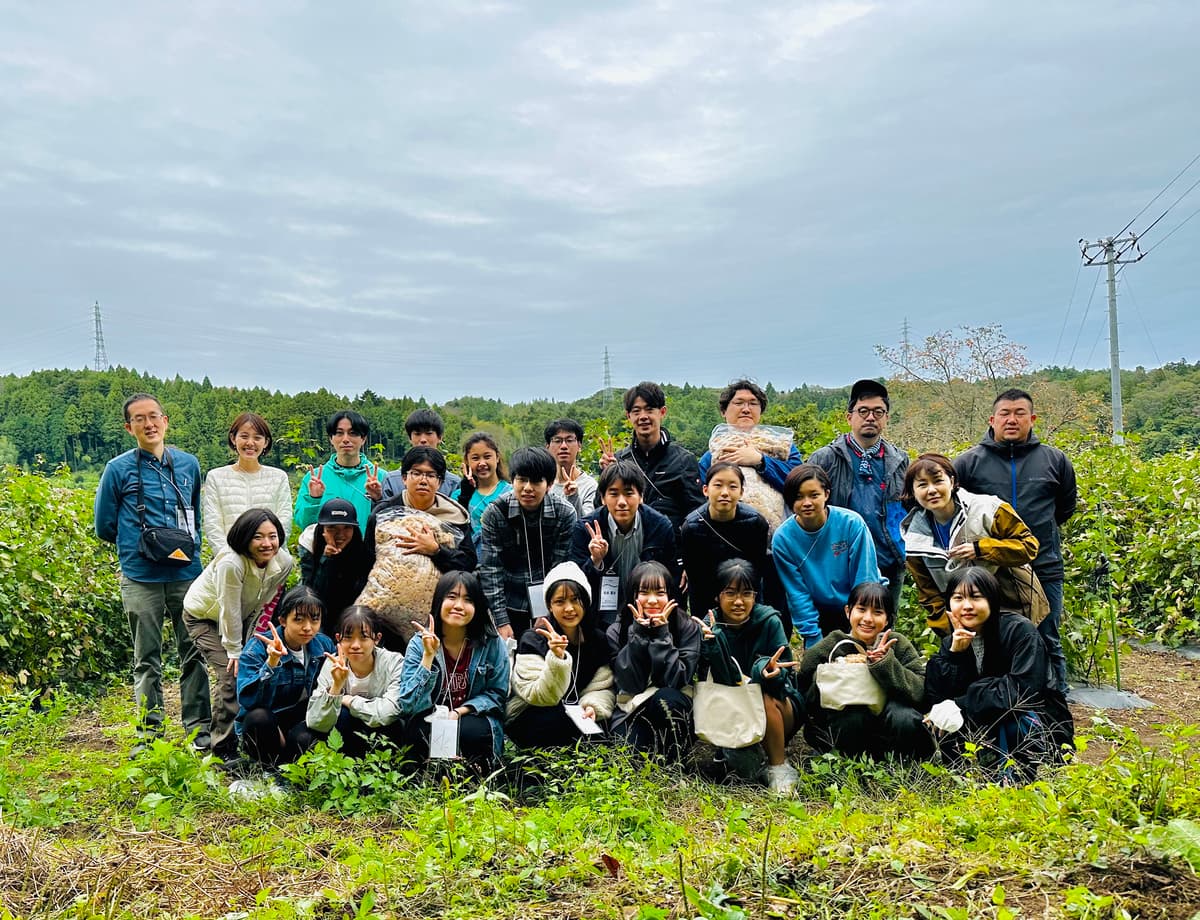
[926, 699, 964, 733]
[564, 704, 603, 736]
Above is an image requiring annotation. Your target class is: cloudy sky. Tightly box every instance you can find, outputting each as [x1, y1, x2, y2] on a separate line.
[3, 1, 1198, 403]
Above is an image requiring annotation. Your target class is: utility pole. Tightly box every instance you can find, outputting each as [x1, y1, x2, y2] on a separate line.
[1080, 235, 1140, 445]
[602, 347, 612, 406]
[92, 300, 110, 371]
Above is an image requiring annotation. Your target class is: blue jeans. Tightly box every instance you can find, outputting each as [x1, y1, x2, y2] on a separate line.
[1038, 579, 1068, 692]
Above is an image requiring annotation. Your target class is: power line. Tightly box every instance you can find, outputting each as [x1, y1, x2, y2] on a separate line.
[1140, 201, 1200, 257]
[1134, 172, 1200, 243]
[1116, 150, 1200, 237]
[1120, 274, 1161, 366]
[1066, 269, 1101, 367]
[1052, 261, 1083, 365]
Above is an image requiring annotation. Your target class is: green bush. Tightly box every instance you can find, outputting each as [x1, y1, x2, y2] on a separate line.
[1063, 445, 1200, 648]
[0, 465, 129, 688]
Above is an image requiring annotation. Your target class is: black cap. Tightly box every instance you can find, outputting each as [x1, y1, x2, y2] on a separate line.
[317, 498, 359, 527]
[848, 379, 890, 411]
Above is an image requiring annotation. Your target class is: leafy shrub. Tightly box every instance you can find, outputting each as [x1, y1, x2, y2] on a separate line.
[1063, 446, 1200, 648]
[0, 465, 129, 688]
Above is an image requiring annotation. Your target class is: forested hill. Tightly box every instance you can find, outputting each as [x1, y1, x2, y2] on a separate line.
[1, 362, 1198, 476]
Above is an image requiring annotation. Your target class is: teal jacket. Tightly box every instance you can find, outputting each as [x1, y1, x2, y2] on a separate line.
[294, 456, 382, 536]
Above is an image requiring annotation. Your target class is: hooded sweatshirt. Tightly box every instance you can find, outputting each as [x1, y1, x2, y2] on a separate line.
[294, 456, 383, 536]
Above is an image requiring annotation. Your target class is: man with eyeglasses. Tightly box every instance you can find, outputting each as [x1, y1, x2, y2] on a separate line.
[808, 379, 910, 615]
[545, 418, 597, 517]
[95, 393, 211, 753]
[382, 408, 461, 501]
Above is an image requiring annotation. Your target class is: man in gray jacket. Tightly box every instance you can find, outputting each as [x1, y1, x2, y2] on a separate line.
[808, 379, 910, 615]
[954, 388, 1077, 691]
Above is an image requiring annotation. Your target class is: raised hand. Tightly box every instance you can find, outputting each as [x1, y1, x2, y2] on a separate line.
[253, 622, 286, 668]
[585, 519, 609, 567]
[365, 462, 382, 501]
[324, 650, 351, 693]
[598, 436, 617, 470]
[947, 610, 976, 654]
[866, 629, 898, 663]
[762, 645, 799, 680]
[562, 464, 580, 497]
[535, 617, 569, 659]
[307, 464, 325, 499]
[411, 613, 441, 666]
[691, 612, 716, 641]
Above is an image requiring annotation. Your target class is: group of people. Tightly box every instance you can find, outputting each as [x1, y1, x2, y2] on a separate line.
[94, 377, 1078, 794]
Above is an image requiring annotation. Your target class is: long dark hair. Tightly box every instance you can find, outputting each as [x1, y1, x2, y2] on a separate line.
[846, 580, 894, 627]
[430, 571, 497, 643]
[944, 568, 1010, 673]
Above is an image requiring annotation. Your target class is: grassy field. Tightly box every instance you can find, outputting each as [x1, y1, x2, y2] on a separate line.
[2, 650, 1199, 920]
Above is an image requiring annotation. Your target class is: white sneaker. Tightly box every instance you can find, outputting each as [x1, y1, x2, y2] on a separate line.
[766, 762, 799, 796]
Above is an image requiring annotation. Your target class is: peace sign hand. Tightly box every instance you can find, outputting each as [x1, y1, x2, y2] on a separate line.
[866, 629, 898, 663]
[254, 622, 287, 668]
[691, 612, 716, 641]
[947, 610, 976, 654]
[585, 519, 609, 567]
[324, 650, 351, 693]
[365, 462, 382, 501]
[307, 464, 325, 499]
[630, 598, 676, 630]
[562, 465, 580, 497]
[535, 617, 569, 659]
[762, 645, 799, 680]
[598, 436, 617, 470]
[412, 614, 440, 666]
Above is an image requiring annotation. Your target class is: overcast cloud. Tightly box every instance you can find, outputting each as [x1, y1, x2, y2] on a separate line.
[2, 0, 1198, 403]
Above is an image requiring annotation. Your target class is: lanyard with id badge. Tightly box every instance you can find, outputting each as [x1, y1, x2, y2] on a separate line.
[427, 643, 472, 759]
[522, 514, 549, 621]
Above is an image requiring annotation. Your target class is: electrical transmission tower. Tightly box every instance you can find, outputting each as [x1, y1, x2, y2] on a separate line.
[1080, 235, 1141, 445]
[92, 301, 110, 371]
[602, 347, 612, 406]
[900, 317, 912, 378]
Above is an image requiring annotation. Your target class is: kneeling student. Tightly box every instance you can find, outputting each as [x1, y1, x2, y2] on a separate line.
[236, 586, 336, 766]
[507, 562, 615, 747]
[695, 559, 801, 795]
[306, 606, 406, 757]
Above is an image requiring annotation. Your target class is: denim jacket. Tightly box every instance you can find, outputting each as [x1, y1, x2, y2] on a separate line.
[235, 632, 336, 734]
[398, 632, 511, 758]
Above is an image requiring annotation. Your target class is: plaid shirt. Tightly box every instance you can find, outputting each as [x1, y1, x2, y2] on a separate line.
[478, 491, 577, 626]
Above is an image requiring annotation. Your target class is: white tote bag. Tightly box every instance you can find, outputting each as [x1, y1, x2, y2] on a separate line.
[814, 639, 886, 715]
[693, 664, 767, 749]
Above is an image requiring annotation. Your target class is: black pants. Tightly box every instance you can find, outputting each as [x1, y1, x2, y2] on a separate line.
[804, 699, 934, 761]
[612, 688, 693, 763]
[507, 703, 606, 748]
[403, 713, 500, 768]
[241, 703, 320, 766]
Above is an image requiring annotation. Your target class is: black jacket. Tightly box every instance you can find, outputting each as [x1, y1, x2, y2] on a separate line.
[570, 504, 681, 617]
[925, 610, 1073, 750]
[615, 429, 705, 534]
[679, 504, 770, 616]
[953, 431, 1076, 582]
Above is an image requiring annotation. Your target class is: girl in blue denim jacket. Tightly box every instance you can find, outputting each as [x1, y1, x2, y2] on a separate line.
[398, 571, 510, 767]
[236, 585, 336, 766]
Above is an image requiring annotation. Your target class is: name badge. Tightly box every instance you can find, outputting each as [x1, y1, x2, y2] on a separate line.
[599, 575, 620, 612]
[564, 704, 604, 736]
[527, 582, 548, 621]
[429, 713, 460, 759]
[177, 507, 196, 535]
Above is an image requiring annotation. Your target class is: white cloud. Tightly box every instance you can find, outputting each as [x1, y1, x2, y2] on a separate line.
[76, 237, 215, 261]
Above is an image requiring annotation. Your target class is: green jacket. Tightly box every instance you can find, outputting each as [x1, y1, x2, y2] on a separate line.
[699, 603, 799, 704]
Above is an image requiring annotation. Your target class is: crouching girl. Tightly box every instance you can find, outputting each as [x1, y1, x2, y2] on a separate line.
[306, 606, 407, 757]
[695, 559, 802, 794]
[184, 508, 294, 758]
[607, 561, 701, 762]
[924, 568, 1073, 782]
[398, 571, 510, 769]
[236, 586, 336, 766]
[798, 582, 932, 760]
[507, 561, 615, 747]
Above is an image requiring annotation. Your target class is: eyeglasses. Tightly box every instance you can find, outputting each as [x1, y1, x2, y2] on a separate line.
[728, 399, 760, 409]
[853, 407, 889, 419]
[406, 469, 440, 481]
[549, 436, 578, 446]
[719, 589, 757, 600]
[129, 413, 164, 426]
